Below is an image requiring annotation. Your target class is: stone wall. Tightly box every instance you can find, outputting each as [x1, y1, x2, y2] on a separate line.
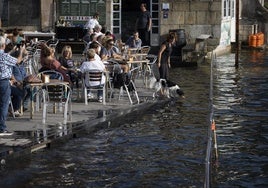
[159, 0, 222, 46]
[40, 0, 54, 31]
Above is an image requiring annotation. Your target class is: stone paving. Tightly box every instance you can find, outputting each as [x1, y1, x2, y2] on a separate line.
[0, 77, 160, 160]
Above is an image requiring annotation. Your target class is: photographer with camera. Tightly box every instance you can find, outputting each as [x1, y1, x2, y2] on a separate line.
[10, 28, 24, 46]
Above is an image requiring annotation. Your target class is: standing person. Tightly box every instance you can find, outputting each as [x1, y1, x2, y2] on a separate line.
[135, 3, 152, 46]
[0, 36, 23, 135]
[84, 12, 100, 31]
[125, 31, 142, 48]
[157, 33, 176, 80]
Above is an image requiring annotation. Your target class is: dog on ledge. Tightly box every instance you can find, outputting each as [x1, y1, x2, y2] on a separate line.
[152, 79, 185, 99]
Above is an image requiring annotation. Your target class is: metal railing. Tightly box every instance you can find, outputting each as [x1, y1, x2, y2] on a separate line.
[204, 51, 218, 188]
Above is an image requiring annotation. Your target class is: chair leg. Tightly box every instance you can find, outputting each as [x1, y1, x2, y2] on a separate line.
[103, 85, 106, 105]
[131, 81, 140, 104]
[84, 87, 88, 105]
[119, 87, 124, 101]
[9, 99, 15, 118]
[63, 103, 68, 125]
[68, 100, 72, 121]
[42, 103, 47, 125]
[124, 85, 133, 105]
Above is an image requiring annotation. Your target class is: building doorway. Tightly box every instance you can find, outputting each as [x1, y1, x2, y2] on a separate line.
[121, 0, 150, 42]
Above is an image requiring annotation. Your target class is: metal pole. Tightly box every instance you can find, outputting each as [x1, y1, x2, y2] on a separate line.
[235, 0, 239, 68]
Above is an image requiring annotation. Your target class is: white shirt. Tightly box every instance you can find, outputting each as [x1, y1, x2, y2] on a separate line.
[94, 53, 101, 61]
[80, 59, 106, 86]
[84, 18, 99, 30]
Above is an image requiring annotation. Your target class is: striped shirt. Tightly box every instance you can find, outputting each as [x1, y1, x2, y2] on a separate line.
[0, 50, 17, 80]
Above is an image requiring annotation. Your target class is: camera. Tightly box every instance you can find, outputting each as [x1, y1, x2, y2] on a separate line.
[16, 40, 25, 48]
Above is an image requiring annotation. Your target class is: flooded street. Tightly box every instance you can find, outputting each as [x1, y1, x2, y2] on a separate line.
[0, 50, 267, 187]
[212, 50, 268, 187]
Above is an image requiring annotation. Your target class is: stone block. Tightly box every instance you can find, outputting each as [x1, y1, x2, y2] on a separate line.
[190, 2, 209, 11]
[207, 46, 216, 52]
[164, 12, 184, 25]
[184, 11, 196, 25]
[209, 2, 222, 11]
[212, 25, 221, 39]
[209, 12, 221, 25]
[207, 38, 220, 46]
[173, 2, 189, 11]
[196, 11, 208, 24]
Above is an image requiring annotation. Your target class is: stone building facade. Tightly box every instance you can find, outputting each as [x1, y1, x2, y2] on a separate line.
[0, 0, 267, 53]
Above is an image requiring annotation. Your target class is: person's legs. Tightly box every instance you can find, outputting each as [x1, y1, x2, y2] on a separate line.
[23, 85, 31, 110]
[144, 30, 150, 46]
[0, 80, 11, 132]
[97, 86, 104, 101]
[138, 28, 146, 45]
[11, 86, 24, 111]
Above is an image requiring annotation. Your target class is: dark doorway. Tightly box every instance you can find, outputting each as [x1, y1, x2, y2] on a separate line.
[121, 0, 150, 42]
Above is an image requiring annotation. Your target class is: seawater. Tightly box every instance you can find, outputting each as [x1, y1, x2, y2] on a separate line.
[0, 50, 267, 187]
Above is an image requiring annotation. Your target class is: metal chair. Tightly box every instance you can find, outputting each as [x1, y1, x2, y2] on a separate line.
[46, 38, 59, 49]
[139, 46, 151, 54]
[38, 70, 64, 81]
[82, 70, 106, 105]
[118, 66, 140, 105]
[34, 70, 64, 113]
[42, 82, 72, 125]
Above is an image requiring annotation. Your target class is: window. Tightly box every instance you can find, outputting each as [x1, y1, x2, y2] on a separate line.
[222, 0, 235, 19]
[57, 0, 106, 26]
[1, 0, 40, 27]
[111, 0, 121, 34]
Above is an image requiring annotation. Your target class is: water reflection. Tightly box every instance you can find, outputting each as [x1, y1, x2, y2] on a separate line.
[212, 51, 268, 187]
[0, 50, 267, 187]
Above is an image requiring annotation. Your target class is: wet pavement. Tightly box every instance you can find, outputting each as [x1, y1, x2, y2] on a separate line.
[1, 77, 160, 160]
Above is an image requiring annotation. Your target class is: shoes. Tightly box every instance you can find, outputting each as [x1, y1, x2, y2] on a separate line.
[23, 107, 28, 112]
[98, 97, 103, 103]
[0, 130, 14, 136]
[14, 111, 22, 117]
[87, 93, 94, 99]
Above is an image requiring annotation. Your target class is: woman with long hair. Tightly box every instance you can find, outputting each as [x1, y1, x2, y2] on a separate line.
[157, 33, 176, 80]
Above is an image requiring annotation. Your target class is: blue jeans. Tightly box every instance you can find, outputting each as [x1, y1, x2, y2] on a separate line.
[0, 79, 11, 132]
[11, 85, 24, 111]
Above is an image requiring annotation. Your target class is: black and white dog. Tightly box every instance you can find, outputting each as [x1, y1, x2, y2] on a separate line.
[152, 79, 185, 99]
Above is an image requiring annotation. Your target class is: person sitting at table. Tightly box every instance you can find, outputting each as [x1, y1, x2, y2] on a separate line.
[89, 41, 101, 61]
[9, 48, 27, 116]
[39, 43, 71, 83]
[80, 49, 106, 102]
[125, 31, 142, 48]
[100, 37, 129, 73]
[99, 37, 121, 61]
[7, 42, 31, 112]
[93, 24, 104, 38]
[58, 45, 80, 87]
[105, 30, 116, 42]
[83, 28, 94, 43]
[83, 33, 98, 56]
[97, 34, 105, 47]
